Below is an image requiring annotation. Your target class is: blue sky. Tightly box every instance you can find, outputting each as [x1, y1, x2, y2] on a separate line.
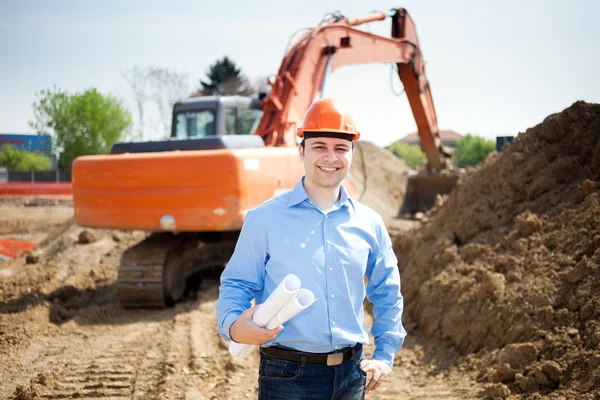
[1, 0, 598, 147]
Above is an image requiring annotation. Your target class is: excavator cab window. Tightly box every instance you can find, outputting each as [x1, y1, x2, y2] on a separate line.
[225, 108, 237, 135]
[174, 110, 216, 139]
[240, 108, 263, 135]
[224, 107, 263, 136]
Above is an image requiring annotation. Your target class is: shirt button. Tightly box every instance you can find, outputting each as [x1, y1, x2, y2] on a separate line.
[332, 321, 336, 325]
[329, 267, 333, 271]
[334, 346, 338, 349]
[330, 294, 335, 298]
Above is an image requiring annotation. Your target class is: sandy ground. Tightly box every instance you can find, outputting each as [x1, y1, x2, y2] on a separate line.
[1, 102, 599, 399]
[0, 202, 485, 400]
[1, 278, 485, 400]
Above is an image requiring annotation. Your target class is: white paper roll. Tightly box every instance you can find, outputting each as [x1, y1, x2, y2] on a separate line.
[252, 273, 301, 327]
[228, 274, 315, 357]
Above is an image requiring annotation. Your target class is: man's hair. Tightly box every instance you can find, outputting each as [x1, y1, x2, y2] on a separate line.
[300, 139, 355, 151]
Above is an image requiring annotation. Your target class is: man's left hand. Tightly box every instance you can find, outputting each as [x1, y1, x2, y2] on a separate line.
[360, 359, 392, 394]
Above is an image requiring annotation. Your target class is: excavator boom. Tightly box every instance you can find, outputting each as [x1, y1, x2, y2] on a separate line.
[253, 8, 458, 215]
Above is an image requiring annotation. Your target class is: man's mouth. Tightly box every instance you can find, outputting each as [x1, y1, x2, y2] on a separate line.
[318, 166, 339, 172]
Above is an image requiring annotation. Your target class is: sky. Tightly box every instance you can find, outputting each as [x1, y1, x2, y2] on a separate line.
[1, 0, 598, 147]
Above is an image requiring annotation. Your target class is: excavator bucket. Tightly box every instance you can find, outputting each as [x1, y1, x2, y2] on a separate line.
[398, 172, 460, 218]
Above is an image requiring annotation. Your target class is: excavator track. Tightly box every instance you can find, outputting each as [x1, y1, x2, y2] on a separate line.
[118, 232, 238, 308]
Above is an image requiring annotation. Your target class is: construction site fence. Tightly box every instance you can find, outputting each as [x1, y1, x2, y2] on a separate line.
[0, 168, 72, 183]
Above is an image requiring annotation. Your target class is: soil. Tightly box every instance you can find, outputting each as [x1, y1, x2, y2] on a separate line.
[394, 101, 600, 399]
[351, 141, 409, 220]
[0, 210, 480, 399]
[0, 102, 598, 399]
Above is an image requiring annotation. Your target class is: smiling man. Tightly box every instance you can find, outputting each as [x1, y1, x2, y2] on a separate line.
[216, 98, 406, 399]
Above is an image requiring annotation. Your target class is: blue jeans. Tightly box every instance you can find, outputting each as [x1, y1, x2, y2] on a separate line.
[258, 347, 366, 400]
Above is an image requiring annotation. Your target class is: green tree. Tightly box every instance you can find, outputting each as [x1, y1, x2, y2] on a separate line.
[0, 145, 52, 171]
[452, 134, 496, 168]
[199, 56, 254, 96]
[30, 87, 132, 168]
[386, 142, 426, 168]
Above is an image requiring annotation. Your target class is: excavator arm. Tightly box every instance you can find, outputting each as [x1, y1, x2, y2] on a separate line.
[254, 8, 458, 216]
[254, 8, 450, 172]
[391, 8, 450, 170]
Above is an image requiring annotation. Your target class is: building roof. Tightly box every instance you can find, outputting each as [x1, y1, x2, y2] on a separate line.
[398, 130, 463, 144]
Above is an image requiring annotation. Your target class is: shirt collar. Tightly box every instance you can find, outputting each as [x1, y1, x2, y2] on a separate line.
[287, 177, 356, 213]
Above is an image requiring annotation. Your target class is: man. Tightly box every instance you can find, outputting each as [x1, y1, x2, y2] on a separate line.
[216, 98, 405, 399]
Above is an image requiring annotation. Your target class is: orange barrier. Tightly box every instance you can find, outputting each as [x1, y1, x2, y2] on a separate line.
[0, 183, 72, 196]
[0, 239, 38, 260]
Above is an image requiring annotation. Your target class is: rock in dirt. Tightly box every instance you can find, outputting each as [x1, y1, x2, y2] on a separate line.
[12, 384, 40, 400]
[78, 230, 99, 244]
[25, 252, 40, 264]
[483, 383, 511, 399]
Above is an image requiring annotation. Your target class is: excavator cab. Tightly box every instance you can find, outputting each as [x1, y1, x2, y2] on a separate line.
[110, 96, 265, 154]
[171, 96, 263, 139]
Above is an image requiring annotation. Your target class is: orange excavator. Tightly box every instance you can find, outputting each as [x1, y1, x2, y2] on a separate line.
[72, 7, 457, 307]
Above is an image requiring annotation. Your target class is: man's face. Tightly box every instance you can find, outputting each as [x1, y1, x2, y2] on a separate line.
[299, 136, 353, 189]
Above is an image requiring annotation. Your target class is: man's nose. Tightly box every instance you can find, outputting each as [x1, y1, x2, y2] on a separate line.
[323, 149, 338, 162]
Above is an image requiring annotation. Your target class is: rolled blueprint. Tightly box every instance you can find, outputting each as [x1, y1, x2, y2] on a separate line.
[228, 275, 316, 357]
[253, 274, 301, 327]
[265, 289, 315, 329]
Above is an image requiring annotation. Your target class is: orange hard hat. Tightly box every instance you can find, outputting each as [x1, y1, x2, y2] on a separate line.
[297, 98, 361, 141]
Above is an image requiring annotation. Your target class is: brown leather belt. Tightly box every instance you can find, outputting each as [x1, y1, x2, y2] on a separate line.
[260, 344, 361, 366]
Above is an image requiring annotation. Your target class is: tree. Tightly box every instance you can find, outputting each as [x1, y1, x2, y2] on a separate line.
[123, 66, 149, 140]
[124, 66, 192, 140]
[452, 134, 496, 168]
[386, 142, 426, 168]
[30, 87, 132, 168]
[199, 56, 255, 96]
[0, 145, 52, 171]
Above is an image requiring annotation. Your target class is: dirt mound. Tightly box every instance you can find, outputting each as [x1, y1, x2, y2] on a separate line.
[394, 101, 600, 398]
[351, 141, 411, 219]
[0, 204, 147, 356]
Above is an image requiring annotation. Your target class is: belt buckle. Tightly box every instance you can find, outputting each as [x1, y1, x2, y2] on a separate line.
[326, 352, 344, 366]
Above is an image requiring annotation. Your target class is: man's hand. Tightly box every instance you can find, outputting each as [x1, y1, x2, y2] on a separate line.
[229, 305, 284, 345]
[360, 359, 392, 394]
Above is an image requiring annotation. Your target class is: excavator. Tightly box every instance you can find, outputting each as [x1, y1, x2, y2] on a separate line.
[72, 7, 458, 307]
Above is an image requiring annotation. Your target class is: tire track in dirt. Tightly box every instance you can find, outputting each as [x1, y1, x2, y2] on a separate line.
[151, 308, 195, 399]
[43, 326, 165, 399]
[10, 320, 169, 399]
[187, 281, 258, 400]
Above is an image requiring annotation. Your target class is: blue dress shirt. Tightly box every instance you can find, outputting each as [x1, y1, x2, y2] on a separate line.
[216, 177, 406, 367]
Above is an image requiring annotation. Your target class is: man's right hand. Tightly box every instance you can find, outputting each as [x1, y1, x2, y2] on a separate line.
[229, 305, 284, 345]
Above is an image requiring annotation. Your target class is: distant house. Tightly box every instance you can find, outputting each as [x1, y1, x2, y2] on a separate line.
[398, 130, 463, 148]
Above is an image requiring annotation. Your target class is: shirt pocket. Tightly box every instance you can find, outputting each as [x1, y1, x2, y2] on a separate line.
[337, 246, 370, 275]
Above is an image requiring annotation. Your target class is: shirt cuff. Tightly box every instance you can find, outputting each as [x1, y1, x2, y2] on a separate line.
[372, 342, 397, 369]
[221, 313, 240, 342]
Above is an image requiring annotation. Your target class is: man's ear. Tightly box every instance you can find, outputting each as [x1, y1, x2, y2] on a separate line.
[298, 144, 304, 160]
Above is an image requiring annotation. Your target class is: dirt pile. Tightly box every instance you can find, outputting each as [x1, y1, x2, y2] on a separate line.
[394, 101, 600, 398]
[351, 141, 411, 219]
[0, 213, 146, 356]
